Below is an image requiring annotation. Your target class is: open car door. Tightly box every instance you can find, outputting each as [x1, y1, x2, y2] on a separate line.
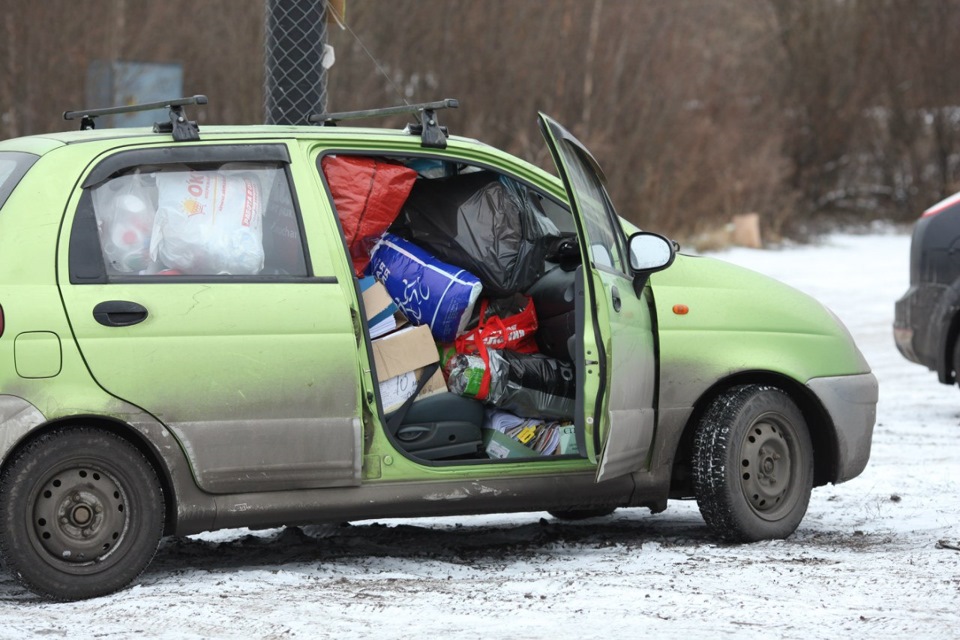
[538, 114, 659, 482]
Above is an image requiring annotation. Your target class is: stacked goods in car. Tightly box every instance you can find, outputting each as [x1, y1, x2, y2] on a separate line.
[387, 169, 578, 457]
[360, 276, 446, 412]
[325, 156, 579, 457]
[324, 157, 448, 411]
[93, 167, 271, 276]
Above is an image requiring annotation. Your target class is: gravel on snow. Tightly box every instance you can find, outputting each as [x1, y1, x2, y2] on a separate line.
[0, 230, 957, 639]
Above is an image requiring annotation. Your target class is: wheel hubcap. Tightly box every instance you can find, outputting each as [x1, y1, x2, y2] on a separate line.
[739, 417, 793, 518]
[33, 467, 128, 564]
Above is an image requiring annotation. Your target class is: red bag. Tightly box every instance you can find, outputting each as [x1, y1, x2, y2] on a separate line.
[454, 295, 539, 356]
[321, 156, 417, 276]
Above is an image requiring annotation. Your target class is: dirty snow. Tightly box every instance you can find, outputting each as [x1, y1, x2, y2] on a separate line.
[1, 229, 958, 639]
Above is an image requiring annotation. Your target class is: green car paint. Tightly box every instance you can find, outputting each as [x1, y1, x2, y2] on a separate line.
[653, 254, 871, 390]
[0, 107, 877, 601]
[0, 127, 875, 489]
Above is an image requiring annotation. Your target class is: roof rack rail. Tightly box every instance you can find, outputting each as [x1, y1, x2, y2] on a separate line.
[63, 95, 209, 142]
[309, 98, 459, 149]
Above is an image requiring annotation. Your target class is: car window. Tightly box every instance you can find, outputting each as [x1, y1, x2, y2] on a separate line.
[88, 163, 307, 277]
[0, 151, 39, 212]
[556, 141, 628, 275]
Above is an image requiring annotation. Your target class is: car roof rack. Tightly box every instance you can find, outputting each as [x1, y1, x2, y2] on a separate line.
[63, 95, 208, 142]
[309, 98, 459, 149]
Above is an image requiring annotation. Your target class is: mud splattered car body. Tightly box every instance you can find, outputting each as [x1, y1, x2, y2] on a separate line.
[0, 98, 877, 600]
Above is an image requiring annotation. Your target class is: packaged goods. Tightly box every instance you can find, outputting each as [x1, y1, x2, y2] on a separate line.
[91, 173, 158, 274]
[359, 276, 407, 339]
[369, 233, 481, 343]
[481, 409, 572, 458]
[150, 169, 264, 275]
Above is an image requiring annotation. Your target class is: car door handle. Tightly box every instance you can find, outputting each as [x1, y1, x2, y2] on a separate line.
[93, 301, 149, 327]
[611, 286, 622, 313]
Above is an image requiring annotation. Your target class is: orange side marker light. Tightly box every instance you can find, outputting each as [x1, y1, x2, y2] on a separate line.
[672, 304, 689, 315]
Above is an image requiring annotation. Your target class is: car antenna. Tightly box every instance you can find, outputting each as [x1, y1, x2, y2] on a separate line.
[63, 95, 209, 142]
[308, 99, 459, 149]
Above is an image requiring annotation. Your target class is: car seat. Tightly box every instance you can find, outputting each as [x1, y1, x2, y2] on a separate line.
[386, 392, 484, 460]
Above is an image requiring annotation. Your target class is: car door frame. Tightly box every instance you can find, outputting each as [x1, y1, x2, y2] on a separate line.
[58, 141, 366, 494]
[538, 114, 660, 482]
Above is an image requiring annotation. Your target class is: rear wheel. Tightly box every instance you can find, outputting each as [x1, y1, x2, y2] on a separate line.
[692, 385, 813, 542]
[0, 428, 164, 600]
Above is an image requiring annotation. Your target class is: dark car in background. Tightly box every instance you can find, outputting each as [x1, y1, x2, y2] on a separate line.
[895, 192, 960, 384]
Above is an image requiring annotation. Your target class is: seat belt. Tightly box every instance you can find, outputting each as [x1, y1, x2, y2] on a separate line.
[386, 362, 440, 433]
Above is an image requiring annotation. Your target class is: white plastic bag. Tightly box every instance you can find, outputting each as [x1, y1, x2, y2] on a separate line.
[91, 173, 159, 274]
[150, 169, 265, 275]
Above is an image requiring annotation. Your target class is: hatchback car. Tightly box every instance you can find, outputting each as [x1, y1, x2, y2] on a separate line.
[894, 191, 960, 384]
[0, 96, 877, 601]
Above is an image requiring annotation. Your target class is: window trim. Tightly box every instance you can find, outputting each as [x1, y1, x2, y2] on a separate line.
[81, 144, 291, 189]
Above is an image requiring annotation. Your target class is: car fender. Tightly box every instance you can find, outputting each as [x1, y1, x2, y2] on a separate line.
[648, 254, 875, 485]
[0, 395, 216, 536]
[650, 255, 871, 398]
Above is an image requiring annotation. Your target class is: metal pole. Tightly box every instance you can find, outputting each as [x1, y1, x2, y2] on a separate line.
[264, 0, 328, 125]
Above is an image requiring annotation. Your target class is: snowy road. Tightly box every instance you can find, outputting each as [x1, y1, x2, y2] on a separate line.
[1, 230, 958, 639]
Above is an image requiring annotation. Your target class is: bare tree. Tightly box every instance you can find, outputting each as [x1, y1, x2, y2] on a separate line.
[2, 0, 959, 235]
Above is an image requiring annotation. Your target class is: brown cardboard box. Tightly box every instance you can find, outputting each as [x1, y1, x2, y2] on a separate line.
[371, 325, 445, 411]
[378, 366, 446, 412]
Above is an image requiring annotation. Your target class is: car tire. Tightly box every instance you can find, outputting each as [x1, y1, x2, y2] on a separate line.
[692, 385, 813, 542]
[0, 427, 164, 601]
[547, 508, 617, 521]
[952, 337, 960, 387]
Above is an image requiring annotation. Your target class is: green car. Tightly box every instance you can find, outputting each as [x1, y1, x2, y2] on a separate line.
[0, 97, 877, 601]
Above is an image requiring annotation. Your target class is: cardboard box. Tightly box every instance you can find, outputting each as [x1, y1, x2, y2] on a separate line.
[371, 325, 445, 412]
[360, 276, 406, 339]
[379, 366, 446, 413]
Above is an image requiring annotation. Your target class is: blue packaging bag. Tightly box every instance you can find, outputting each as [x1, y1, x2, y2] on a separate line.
[370, 233, 482, 343]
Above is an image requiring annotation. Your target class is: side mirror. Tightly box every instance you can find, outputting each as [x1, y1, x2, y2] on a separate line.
[628, 231, 676, 297]
[628, 232, 676, 273]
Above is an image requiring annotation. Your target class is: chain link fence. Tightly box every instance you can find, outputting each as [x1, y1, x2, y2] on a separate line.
[264, 0, 328, 125]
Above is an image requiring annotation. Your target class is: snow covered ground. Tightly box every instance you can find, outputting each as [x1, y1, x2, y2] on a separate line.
[2, 229, 958, 639]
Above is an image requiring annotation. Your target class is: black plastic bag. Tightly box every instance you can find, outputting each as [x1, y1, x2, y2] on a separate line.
[447, 349, 575, 419]
[392, 171, 560, 297]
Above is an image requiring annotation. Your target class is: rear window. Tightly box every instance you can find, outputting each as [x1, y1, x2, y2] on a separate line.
[0, 151, 39, 211]
[88, 162, 308, 277]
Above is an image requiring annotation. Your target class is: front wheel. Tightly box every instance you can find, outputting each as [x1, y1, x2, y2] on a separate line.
[0, 427, 164, 601]
[692, 385, 813, 542]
